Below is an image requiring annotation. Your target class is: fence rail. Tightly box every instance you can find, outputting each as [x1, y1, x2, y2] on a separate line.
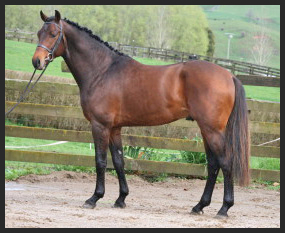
[4, 101, 280, 136]
[5, 28, 38, 43]
[5, 79, 281, 125]
[5, 149, 280, 182]
[5, 109, 280, 181]
[5, 28, 280, 77]
[5, 78, 280, 182]
[5, 125, 280, 159]
[108, 43, 280, 77]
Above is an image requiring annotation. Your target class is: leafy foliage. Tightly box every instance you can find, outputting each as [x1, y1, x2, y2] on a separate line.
[5, 5, 211, 55]
[179, 136, 207, 164]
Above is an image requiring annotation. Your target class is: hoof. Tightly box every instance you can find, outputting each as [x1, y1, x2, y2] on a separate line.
[113, 202, 126, 209]
[82, 201, 96, 209]
[190, 209, 204, 215]
[215, 213, 228, 219]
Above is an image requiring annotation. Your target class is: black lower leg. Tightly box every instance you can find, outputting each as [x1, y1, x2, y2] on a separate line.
[191, 159, 219, 214]
[83, 156, 107, 209]
[109, 129, 129, 208]
[216, 166, 234, 217]
[83, 123, 109, 209]
[112, 164, 129, 208]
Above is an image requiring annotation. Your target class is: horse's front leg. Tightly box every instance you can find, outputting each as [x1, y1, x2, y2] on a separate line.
[83, 122, 110, 209]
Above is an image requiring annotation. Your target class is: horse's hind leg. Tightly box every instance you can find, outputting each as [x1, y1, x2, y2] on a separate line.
[191, 136, 220, 215]
[216, 158, 234, 217]
[109, 127, 129, 208]
[192, 130, 234, 217]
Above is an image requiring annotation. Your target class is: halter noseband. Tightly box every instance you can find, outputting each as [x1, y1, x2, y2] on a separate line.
[37, 21, 63, 62]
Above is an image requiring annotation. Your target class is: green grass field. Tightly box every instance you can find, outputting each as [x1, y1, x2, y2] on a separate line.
[5, 39, 280, 102]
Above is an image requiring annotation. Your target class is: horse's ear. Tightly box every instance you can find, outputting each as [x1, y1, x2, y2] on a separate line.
[55, 10, 61, 23]
[40, 10, 48, 22]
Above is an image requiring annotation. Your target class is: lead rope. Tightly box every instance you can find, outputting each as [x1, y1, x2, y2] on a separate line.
[6, 21, 62, 117]
[5, 63, 49, 117]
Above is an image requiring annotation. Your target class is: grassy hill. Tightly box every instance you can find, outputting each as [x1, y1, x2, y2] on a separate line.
[201, 5, 280, 68]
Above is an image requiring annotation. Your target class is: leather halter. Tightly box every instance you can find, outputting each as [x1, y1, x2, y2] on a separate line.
[37, 21, 63, 62]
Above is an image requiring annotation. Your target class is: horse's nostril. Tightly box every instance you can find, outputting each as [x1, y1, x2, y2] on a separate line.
[32, 58, 41, 69]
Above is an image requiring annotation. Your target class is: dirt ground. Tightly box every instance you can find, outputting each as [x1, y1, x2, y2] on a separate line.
[5, 171, 280, 228]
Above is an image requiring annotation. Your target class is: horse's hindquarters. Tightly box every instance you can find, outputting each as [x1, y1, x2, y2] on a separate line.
[182, 60, 235, 133]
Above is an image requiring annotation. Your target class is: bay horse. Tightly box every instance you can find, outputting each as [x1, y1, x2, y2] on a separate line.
[32, 10, 250, 217]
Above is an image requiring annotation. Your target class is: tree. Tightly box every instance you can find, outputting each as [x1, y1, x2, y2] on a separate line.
[168, 5, 209, 55]
[145, 5, 171, 48]
[248, 6, 275, 67]
[250, 25, 274, 66]
[206, 28, 215, 57]
[5, 5, 211, 55]
[245, 9, 254, 21]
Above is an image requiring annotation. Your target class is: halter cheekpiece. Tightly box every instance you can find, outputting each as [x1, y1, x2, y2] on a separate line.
[37, 21, 63, 62]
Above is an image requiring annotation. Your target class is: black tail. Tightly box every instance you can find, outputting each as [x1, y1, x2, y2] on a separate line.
[225, 77, 250, 186]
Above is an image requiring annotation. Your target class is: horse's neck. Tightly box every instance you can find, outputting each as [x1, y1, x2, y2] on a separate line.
[62, 24, 114, 90]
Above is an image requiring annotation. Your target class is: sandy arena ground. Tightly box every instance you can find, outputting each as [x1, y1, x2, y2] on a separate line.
[5, 171, 280, 228]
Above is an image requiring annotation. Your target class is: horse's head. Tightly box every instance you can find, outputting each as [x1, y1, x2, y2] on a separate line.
[32, 10, 65, 70]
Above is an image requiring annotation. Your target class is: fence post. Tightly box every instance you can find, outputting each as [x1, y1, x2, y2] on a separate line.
[267, 68, 271, 77]
[181, 52, 184, 62]
[231, 63, 236, 75]
[118, 43, 121, 52]
[249, 65, 253, 75]
[15, 29, 20, 42]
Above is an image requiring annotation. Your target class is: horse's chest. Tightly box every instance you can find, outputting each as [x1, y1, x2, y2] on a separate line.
[79, 92, 116, 124]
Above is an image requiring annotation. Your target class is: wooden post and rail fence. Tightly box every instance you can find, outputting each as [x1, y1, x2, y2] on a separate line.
[5, 69, 280, 182]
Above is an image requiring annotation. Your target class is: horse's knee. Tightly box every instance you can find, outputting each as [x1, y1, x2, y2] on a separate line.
[96, 159, 107, 170]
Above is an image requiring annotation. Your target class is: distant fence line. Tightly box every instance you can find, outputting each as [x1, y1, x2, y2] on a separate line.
[108, 42, 280, 77]
[62, 61, 281, 87]
[5, 28, 280, 77]
[5, 28, 37, 43]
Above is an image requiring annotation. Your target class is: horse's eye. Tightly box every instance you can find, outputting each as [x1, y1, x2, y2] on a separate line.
[50, 32, 57, 38]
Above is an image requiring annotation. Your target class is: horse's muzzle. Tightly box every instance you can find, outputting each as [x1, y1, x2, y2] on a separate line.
[32, 57, 41, 69]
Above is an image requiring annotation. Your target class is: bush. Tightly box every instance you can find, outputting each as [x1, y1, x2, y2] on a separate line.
[180, 136, 207, 164]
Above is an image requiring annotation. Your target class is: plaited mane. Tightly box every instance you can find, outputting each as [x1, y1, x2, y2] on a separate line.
[63, 18, 126, 56]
